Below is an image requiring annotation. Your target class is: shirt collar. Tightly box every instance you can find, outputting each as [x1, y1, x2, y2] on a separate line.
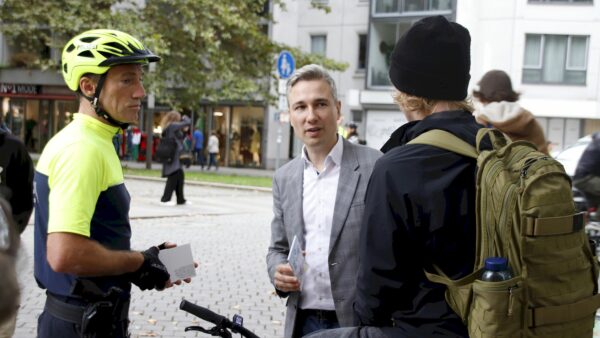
[73, 113, 120, 138]
[302, 135, 343, 169]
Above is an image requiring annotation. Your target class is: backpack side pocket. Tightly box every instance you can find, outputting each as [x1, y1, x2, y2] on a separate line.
[469, 276, 524, 338]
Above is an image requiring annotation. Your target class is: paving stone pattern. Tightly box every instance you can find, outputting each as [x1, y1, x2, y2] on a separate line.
[13, 178, 285, 338]
[11, 177, 600, 337]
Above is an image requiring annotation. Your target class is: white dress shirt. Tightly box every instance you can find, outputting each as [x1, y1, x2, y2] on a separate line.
[299, 136, 343, 311]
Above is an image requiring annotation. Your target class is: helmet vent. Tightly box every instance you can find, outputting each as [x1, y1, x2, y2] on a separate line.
[66, 44, 75, 52]
[80, 36, 99, 43]
[98, 51, 116, 59]
[78, 50, 94, 58]
[105, 42, 127, 53]
[63, 64, 67, 73]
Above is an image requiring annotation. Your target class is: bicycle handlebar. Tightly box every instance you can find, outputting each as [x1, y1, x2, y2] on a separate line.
[180, 300, 226, 325]
[179, 299, 260, 338]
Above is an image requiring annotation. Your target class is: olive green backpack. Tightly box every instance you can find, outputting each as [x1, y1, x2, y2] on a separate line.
[409, 128, 600, 338]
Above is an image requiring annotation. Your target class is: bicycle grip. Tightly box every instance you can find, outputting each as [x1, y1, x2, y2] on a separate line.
[180, 299, 226, 325]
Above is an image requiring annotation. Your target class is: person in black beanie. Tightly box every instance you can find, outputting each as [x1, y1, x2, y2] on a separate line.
[352, 15, 482, 337]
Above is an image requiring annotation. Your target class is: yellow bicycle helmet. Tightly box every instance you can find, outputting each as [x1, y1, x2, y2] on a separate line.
[62, 29, 160, 91]
[61, 29, 159, 128]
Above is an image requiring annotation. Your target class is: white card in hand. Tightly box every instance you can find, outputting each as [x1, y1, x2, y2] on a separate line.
[287, 235, 305, 285]
[158, 243, 196, 280]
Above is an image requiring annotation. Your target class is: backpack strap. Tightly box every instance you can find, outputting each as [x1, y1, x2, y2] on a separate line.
[475, 128, 507, 152]
[423, 265, 482, 287]
[408, 129, 478, 159]
[528, 293, 600, 328]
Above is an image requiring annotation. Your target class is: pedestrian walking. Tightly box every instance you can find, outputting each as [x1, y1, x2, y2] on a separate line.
[34, 29, 194, 338]
[472, 69, 548, 154]
[159, 111, 192, 205]
[266, 64, 381, 338]
[345, 122, 359, 144]
[192, 126, 205, 169]
[131, 126, 141, 161]
[207, 130, 220, 170]
[0, 112, 10, 134]
[573, 132, 600, 210]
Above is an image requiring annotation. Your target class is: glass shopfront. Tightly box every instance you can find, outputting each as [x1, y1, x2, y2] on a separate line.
[144, 104, 265, 168]
[1, 94, 77, 152]
[211, 105, 265, 168]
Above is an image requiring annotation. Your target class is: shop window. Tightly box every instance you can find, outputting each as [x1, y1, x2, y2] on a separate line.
[528, 0, 592, 4]
[368, 21, 412, 87]
[311, 35, 327, 56]
[231, 106, 264, 167]
[212, 106, 230, 166]
[6, 32, 53, 68]
[522, 34, 588, 85]
[358, 34, 367, 71]
[373, 0, 452, 14]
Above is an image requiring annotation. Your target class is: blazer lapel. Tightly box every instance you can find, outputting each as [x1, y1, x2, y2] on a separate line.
[329, 141, 360, 254]
[289, 157, 306, 248]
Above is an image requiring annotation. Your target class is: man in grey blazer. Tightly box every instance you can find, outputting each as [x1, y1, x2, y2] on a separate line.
[267, 64, 381, 338]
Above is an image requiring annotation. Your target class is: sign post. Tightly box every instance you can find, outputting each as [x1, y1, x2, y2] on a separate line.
[276, 51, 295, 170]
[145, 62, 156, 169]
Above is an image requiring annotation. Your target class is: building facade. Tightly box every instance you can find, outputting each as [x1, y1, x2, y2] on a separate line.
[458, 0, 599, 152]
[270, 0, 600, 166]
[268, 0, 371, 167]
[0, 33, 78, 153]
[0, 28, 268, 169]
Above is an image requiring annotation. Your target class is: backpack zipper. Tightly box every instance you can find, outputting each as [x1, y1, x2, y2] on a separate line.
[520, 156, 550, 178]
[483, 147, 532, 258]
[508, 285, 517, 317]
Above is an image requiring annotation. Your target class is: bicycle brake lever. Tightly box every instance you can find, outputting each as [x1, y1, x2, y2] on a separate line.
[185, 325, 232, 338]
[185, 326, 204, 332]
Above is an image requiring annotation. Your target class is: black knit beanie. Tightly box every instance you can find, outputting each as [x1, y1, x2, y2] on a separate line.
[388, 16, 471, 100]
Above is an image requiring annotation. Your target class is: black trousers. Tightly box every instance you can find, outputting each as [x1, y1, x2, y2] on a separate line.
[161, 169, 185, 204]
[37, 308, 129, 338]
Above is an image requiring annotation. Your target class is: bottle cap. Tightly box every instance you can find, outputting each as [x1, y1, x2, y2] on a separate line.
[484, 257, 508, 272]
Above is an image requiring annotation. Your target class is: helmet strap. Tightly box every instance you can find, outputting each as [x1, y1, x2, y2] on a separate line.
[85, 73, 129, 129]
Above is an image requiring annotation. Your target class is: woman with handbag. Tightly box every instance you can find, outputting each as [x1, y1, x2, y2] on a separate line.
[159, 111, 191, 205]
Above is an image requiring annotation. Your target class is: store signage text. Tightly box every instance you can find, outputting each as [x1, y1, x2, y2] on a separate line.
[0, 83, 40, 95]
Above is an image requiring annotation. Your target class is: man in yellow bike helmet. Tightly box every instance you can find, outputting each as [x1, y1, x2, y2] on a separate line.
[34, 29, 193, 338]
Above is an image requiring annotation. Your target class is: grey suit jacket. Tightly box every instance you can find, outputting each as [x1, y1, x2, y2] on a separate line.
[267, 139, 382, 338]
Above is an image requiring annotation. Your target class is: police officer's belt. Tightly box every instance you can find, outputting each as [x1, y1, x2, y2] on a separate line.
[45, 293, 129, 324]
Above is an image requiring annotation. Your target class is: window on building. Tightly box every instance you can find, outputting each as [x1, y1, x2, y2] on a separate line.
[7, 33, 52, 68]
[358, 34, 367, 70]
[528, 0, 592, 4]
[368, 21, 413, 86]
[373, 0, 452, 14]
[311, 35, 327, 56]
[523, 34, 589, 85]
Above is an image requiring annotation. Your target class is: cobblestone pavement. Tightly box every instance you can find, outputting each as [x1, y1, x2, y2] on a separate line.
[13, 178, 286, 338]
[11, 176, 600, 337]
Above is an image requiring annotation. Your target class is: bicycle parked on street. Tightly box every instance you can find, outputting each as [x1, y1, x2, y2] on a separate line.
[180, 299, 260, 338]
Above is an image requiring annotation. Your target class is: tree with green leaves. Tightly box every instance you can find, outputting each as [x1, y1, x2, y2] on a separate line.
[0, 0, 347, 110]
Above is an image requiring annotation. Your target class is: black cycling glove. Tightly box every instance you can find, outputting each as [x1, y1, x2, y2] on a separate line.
[128, 245, 170, 291]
